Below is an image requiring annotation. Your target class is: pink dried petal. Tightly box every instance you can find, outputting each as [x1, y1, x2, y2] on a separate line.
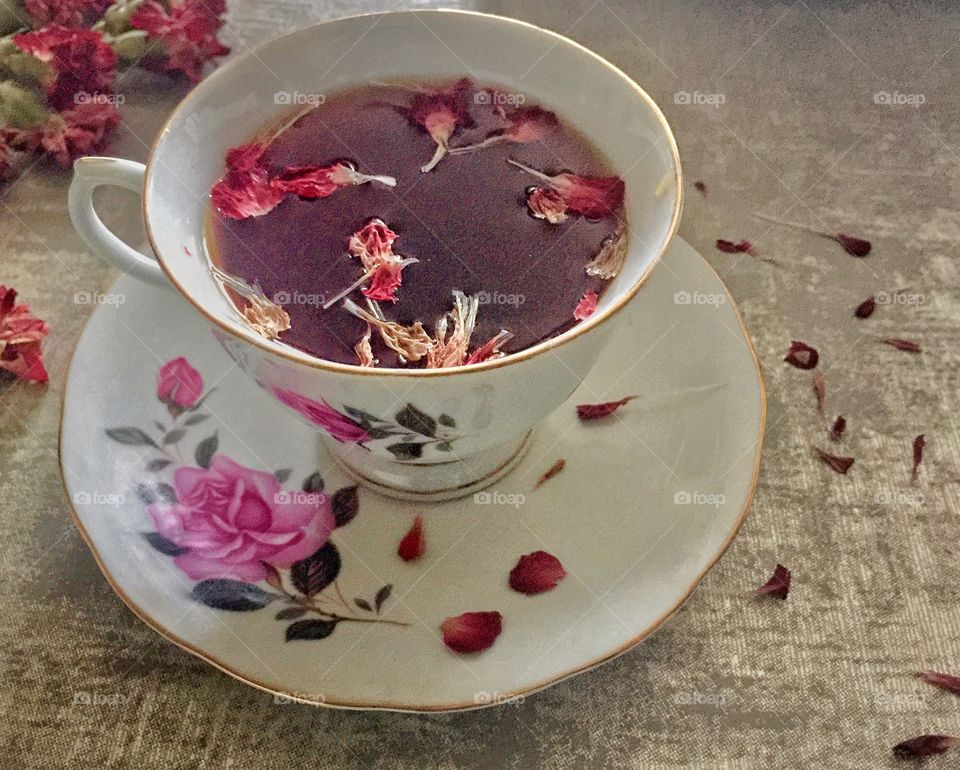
[812, 370, 826, 414]
[892, 735, 958, 759]
[854, 296, 875, 319]
[917, 670, 960, 698]
[784, 340, 819, 369]
[835, 233, 871, 257]
[397, 515, 425, 561]
[210, 169, 284, 219]
[440, 611, 502, 654]
[508, 159, 624, 220]
[829, 416, 846, 442]
[883, 338, 921, 353]
[576, 395, 637, 421]
[361, 263, 407, 303]
[408, 78, 473, 172]
[465, 330, 512, 364]
[694, 180, 707, 196]
[527, 187, 568, 224]
[534, 458, 566, 489]
[509, 551, 566, 594]
[716, 239, 756, 256]
[912, 434, 925, 482]
[349, 218, 398, 263]
[270, 162, 395, 199]
[573, 291, 597, 321]
[755, 563, 791, 600]
[814, 447, 854, 474]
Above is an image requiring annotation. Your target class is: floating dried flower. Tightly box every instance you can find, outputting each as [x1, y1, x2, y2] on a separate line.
[354, 328, 376, 367]
[754, 213, 871, 257]
[784, 340, 819, 370]
[812, 370, 826, 414]
[716, 239, 756, 256]
[912, 434, 925, 482]
[694, 180, 707, 196]
[883, 338, 921, 353]
[892, 735, 958, 759]
[449, 105, 558, 155]
[440, 611, 502, 654]
[397, 515, 425, 562]
[535, 458, 566, 489]
[573, 291, 597, 321]
[210, 143, 284, 220]
[917, 670, 960, 698]
[270, 162, 396, 199]
[829, 416, 846, 442]
[211, 266, 290, 340]
[509, 551, 566, 594]
[342, 298, 432, 364]
[754, 563, 791, 600]
[527, 187, 568, 224]
[813, 447, 854, 475]
[586, 221, 628, 279]
[426, 291, 479, 369]
[576, 395, 637, 421]
[507, 158, 625, 221]
[324, 219, 417, 307]
[854, 296, 876, 319]
[0, 285, 49, 383]
[465, 329, 513, 365]
[407, 77, 473, 172]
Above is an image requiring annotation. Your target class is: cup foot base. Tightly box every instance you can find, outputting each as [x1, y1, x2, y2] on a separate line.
[324, 431, 533, 502]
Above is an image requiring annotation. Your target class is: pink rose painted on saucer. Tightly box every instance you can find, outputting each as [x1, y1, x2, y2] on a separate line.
[156, 356, 203, 410]
[147, 455, 335, 582]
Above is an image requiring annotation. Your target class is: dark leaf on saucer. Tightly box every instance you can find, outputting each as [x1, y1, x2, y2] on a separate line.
[153, 420, 166, 433]
[814, 447, 854, 474]
[182, 413, 210, 426]
[194, 431, 218, 468]
[834, 233, 871, 257]
[275, 607, 306, 621]
[145, 458, 172, 472]
[344, 406, 383, 426]
[892, 735, 958, 759]
[755, 563, 791, 600]
[162, 429, 186, 445]
[285, 618, 339, 641]
[332, 486, 359, 528]
[395, 404, 437, 437]
[375, 584, 392, 613]
[142, 531, 188, 556]
[187, 389, 216, 412]
[854, 296, 876, 319]
[302, 472, 325, 493]
[193, 579, 277, 611]
[354, 598, 373, 612]
[883, 338, 921, 353]
[917, 670, 960, 698]
[386, 442, 424, 461]
[290, 542, 341, 597]
[156, 482, 177, 502]
[912, 434, 926, 482]
[784, 341, 819, 369]
[363, 426, 396, 440]
[105, 427, 158, 448]
[438, 413, 457, 428]
[829, 416, 846, 442]
[273, 468, 292, 484]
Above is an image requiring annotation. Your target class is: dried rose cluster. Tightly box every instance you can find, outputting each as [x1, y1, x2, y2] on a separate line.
[0, 0, 229, 179]
[209, 79, 627, 369]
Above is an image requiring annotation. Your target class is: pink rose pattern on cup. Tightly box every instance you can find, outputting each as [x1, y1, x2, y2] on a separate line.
[105, 357, 407, 642]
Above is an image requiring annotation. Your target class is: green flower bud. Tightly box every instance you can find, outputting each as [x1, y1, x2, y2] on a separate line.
[0, 78, 48, 129]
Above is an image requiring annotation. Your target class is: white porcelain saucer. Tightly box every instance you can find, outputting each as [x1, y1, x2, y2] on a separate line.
[59, 236, 764, 712]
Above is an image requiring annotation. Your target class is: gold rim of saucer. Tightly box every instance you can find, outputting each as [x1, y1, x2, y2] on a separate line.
[142, 8, 684, 379]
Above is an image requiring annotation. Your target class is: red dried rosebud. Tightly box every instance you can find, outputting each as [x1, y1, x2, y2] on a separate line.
[0, 285, 50, 383]
[509, 551, 566, 594]
[754, 563, 791, 600]
[784, 340, 818, 369]
[892, 735, 958, 759]
[24, 0, 112, 28]
[573, 291, 597, 321]
[156, 356, 203, 408]
[508, 158, 624, 221]
[854, 296, 875, 318]
[13, 25, 118, 109]
[911, 434, 925, 482]
[130, 0, 229, 81]
[440, 611, 502, 654]
[716, 239, 756, 256]
[829, 416, 846, 442]
[813, 447, 854, 474]
[917, 670, 960, 698]
[576, 395, 637, 421]
[31, 100, 119, 166]
[397, 515, 425, 561]
[408, 78, 473, 172]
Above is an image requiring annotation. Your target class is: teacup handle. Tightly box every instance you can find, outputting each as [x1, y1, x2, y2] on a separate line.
[68, 157, 169, 288]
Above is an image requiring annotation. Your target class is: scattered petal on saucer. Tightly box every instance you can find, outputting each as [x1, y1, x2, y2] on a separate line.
[813, 447, 854, 475]
[576, 395, 637, 421]
[754, 563, 790, 600]
[440, 611, 502, 654]
[509, 551, 566, 594]
[784, 340, 818, 370]
[397, 515, 425, 561]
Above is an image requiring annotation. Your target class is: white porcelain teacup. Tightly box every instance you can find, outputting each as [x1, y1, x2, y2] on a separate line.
[68, 10, 681, 501]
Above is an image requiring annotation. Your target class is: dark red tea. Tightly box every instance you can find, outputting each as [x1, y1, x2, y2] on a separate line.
[206, 79, 626, 368]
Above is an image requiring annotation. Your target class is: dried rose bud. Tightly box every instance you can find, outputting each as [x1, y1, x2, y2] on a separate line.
[854, 296, 876, 318]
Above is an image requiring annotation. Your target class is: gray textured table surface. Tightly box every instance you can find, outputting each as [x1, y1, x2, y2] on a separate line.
[3, 1, 959, 767]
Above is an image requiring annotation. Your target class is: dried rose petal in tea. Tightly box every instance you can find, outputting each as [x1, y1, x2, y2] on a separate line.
[207, 79, 625, 368]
